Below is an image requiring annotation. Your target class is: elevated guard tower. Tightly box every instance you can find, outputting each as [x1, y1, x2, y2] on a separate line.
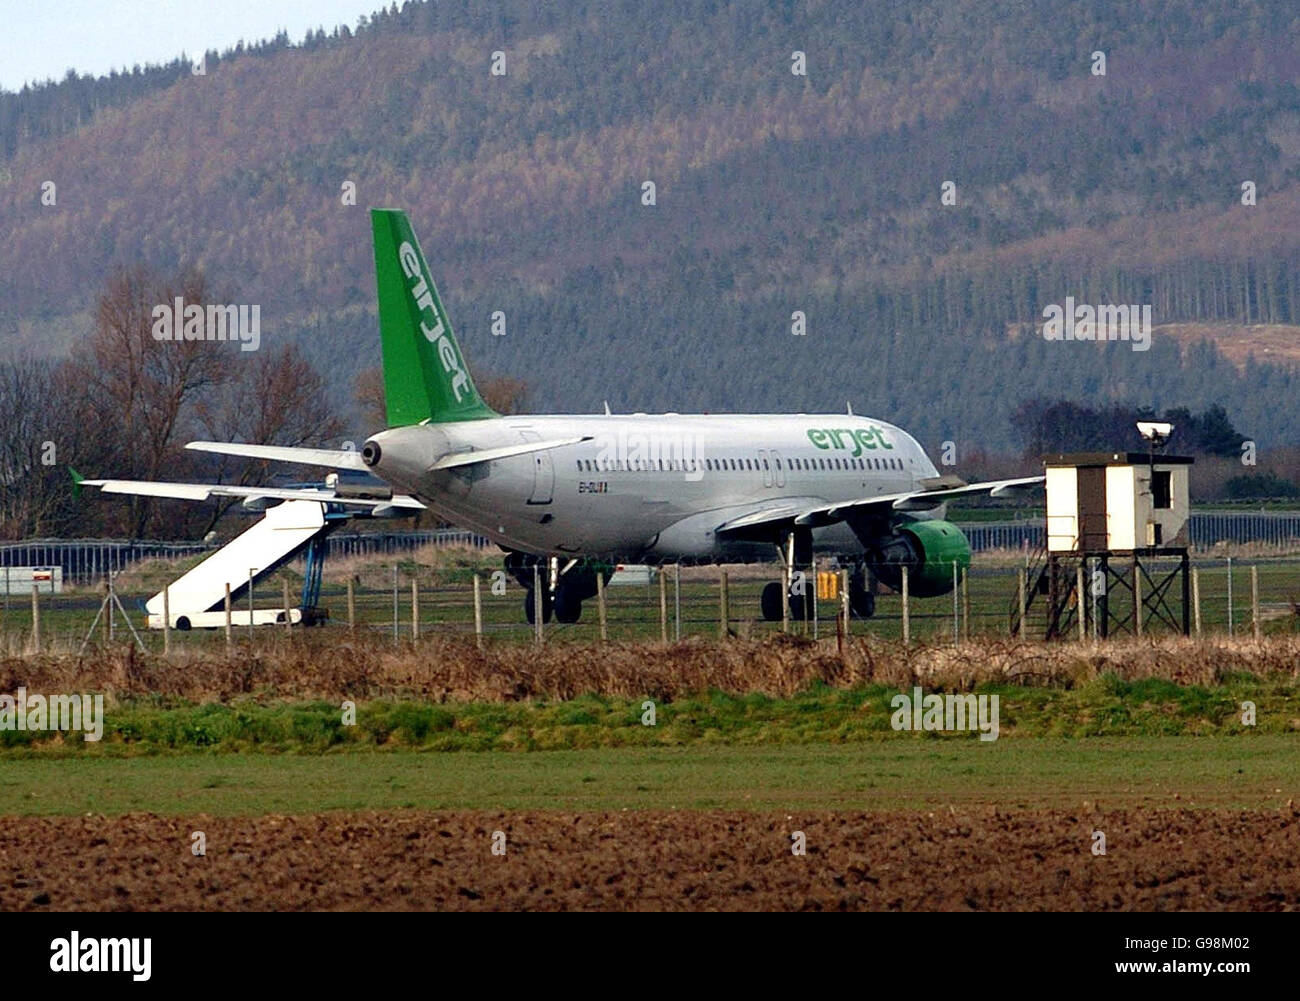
[1025, 448, 1194, 638]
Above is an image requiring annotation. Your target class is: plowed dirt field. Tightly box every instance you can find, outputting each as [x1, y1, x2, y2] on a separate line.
[4, 808, 1298, 910]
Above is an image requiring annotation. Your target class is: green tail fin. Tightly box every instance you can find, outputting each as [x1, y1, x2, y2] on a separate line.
[69, 467, 84, 499]
[371, 209, 498, 427]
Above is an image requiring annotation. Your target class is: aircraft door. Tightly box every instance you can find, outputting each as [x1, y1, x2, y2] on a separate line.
[519, 430, 554, 505]
[770, 449, 786, 488]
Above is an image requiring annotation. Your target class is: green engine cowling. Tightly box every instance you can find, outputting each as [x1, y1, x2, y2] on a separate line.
[871, 519, 971, 597]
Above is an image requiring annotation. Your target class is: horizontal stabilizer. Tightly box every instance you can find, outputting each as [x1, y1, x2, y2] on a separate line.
[431, 435, 592, 470]
[186, 441, 368, 470]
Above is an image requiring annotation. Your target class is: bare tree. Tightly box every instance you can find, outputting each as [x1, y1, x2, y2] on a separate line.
[477, 370, 528, 414]
[192, 342, 346, 534]
[67, 265, 229, 537]
[353, 365, 386, 430]
[0, 358, 65, 537]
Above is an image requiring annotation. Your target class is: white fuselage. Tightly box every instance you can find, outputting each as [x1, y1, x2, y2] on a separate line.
[366, 413, 941, 561]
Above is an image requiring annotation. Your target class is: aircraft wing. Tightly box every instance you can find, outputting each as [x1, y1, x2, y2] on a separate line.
[715, 477, 1044, 535]
[80, 478, 426, 511]
[186, 441, 369, 470]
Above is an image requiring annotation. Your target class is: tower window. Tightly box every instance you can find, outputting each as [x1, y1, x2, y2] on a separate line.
[1152, 470, 1172, 509]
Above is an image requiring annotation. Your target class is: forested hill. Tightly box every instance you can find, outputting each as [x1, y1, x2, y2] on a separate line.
[3, 0, 1300, 452]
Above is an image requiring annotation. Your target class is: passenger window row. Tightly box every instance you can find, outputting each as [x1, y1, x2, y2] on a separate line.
[574, 455, 905, 473]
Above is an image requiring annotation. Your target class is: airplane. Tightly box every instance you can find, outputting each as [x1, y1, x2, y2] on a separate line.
[82, 209, 1042, 626]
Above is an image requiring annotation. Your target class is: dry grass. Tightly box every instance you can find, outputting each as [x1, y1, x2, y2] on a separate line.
[0, 632, 1297, 705]
[322, 543, 493, 587]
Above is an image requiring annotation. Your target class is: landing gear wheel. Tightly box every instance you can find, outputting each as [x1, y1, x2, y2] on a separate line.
[849, 588, 875, 619]
[761, 581, 785, 622]
[524, 589, 553, 624]
[553, 587, 583, 624]
[787, 592, 806, 623]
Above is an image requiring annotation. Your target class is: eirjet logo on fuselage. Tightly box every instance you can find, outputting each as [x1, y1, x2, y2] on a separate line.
[807, 427, 893, 457]
[398, 241, 472, 402]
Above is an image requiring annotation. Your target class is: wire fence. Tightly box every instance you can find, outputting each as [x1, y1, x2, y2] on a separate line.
[5, 512, 1300, 589]
[0, 529, 492, 587]
[939, 512, 1300, 554]
[1, 553, 1297, 656]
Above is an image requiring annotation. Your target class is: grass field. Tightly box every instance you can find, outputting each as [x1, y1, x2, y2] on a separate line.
[3, 737, 1298, 815]
[0, 674, 1296, 756]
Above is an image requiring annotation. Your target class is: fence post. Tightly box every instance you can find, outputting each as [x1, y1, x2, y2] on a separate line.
[30, 584, 40, 654]
[283, 578, 292, 634]
[1191, 567, 1201, 637]
[836, 570, 847, 655]
[1134, 562, 1143, 637]
[674, 564, 682, 642]
[658, 567, 668, 644]
[224, 583, 233, 654]
[1076, 563, 1085, 643]
[472, 573, 484, 650]
[411, 579, 419, 640]
[781, 554, 790, 636]
[1016, 568, 1026, 640]
[962, 567, 972, 643]
[596, 571, 608, 642]
[810, 565, 818, 640]
[719, 570, 729, 640]
[1226, 556, 1234, 636]
[1251, 565, 1260, 641]
[347, 578, 356, 632]
[840, 568, 850, 642]
[163, 586, 171, 656]
[1091, 559, 1100, 641]
[533, 564, 544, 647]
[951, 561, 959, 645]
[902, 565, 911, 646]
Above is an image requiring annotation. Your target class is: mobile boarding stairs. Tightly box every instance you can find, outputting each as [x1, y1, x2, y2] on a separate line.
[147, 499, 336, 630]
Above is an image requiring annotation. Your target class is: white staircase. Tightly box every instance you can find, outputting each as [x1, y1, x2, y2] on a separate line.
[146, 500, 327, 629]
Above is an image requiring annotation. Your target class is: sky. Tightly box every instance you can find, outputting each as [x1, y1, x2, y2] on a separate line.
[0, 0, 385, 91]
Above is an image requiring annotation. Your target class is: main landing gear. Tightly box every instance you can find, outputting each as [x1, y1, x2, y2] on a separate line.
[759, 548, 877, 623]
[506, 552, 610, 625]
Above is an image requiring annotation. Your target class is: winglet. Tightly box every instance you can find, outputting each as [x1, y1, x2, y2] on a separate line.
[69, 467, 84, 499]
